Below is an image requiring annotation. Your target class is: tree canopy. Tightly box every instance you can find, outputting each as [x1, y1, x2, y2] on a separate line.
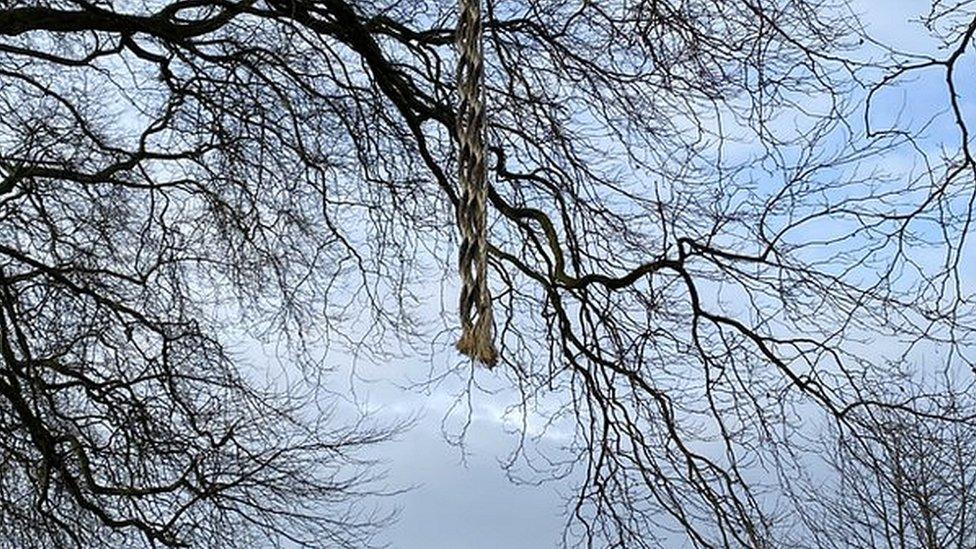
[1, 0, 975, 547]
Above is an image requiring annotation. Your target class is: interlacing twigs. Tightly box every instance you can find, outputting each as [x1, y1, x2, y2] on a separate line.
[455, 0, 497, 366]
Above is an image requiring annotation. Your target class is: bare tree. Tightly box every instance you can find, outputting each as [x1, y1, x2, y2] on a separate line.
[0, 1, 406, 547]
[791, 375, 976, 549]
[0, 0, 974, 547]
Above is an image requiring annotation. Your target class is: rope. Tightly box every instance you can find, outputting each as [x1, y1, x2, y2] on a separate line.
[455, 0, 497, 366]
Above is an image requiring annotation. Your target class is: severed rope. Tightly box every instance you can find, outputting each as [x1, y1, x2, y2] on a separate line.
[455, 0, 497, 366]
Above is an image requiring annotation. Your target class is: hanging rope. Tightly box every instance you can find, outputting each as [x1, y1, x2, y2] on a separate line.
[455, 0, 497, 367]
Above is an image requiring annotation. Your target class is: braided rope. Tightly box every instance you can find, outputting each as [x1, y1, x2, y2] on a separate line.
[455, 0, 497, 366]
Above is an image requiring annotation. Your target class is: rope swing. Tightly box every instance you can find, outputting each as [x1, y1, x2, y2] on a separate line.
[455, 0, 497, 367]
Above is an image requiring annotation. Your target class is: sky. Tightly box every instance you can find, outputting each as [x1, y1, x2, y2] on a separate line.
[334, 349, 571, 548]
[296, 2, 969, 548]
[0, 1, 969, 548]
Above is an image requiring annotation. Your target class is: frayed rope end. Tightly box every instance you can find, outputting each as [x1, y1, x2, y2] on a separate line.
[456, 318, 498, 367]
